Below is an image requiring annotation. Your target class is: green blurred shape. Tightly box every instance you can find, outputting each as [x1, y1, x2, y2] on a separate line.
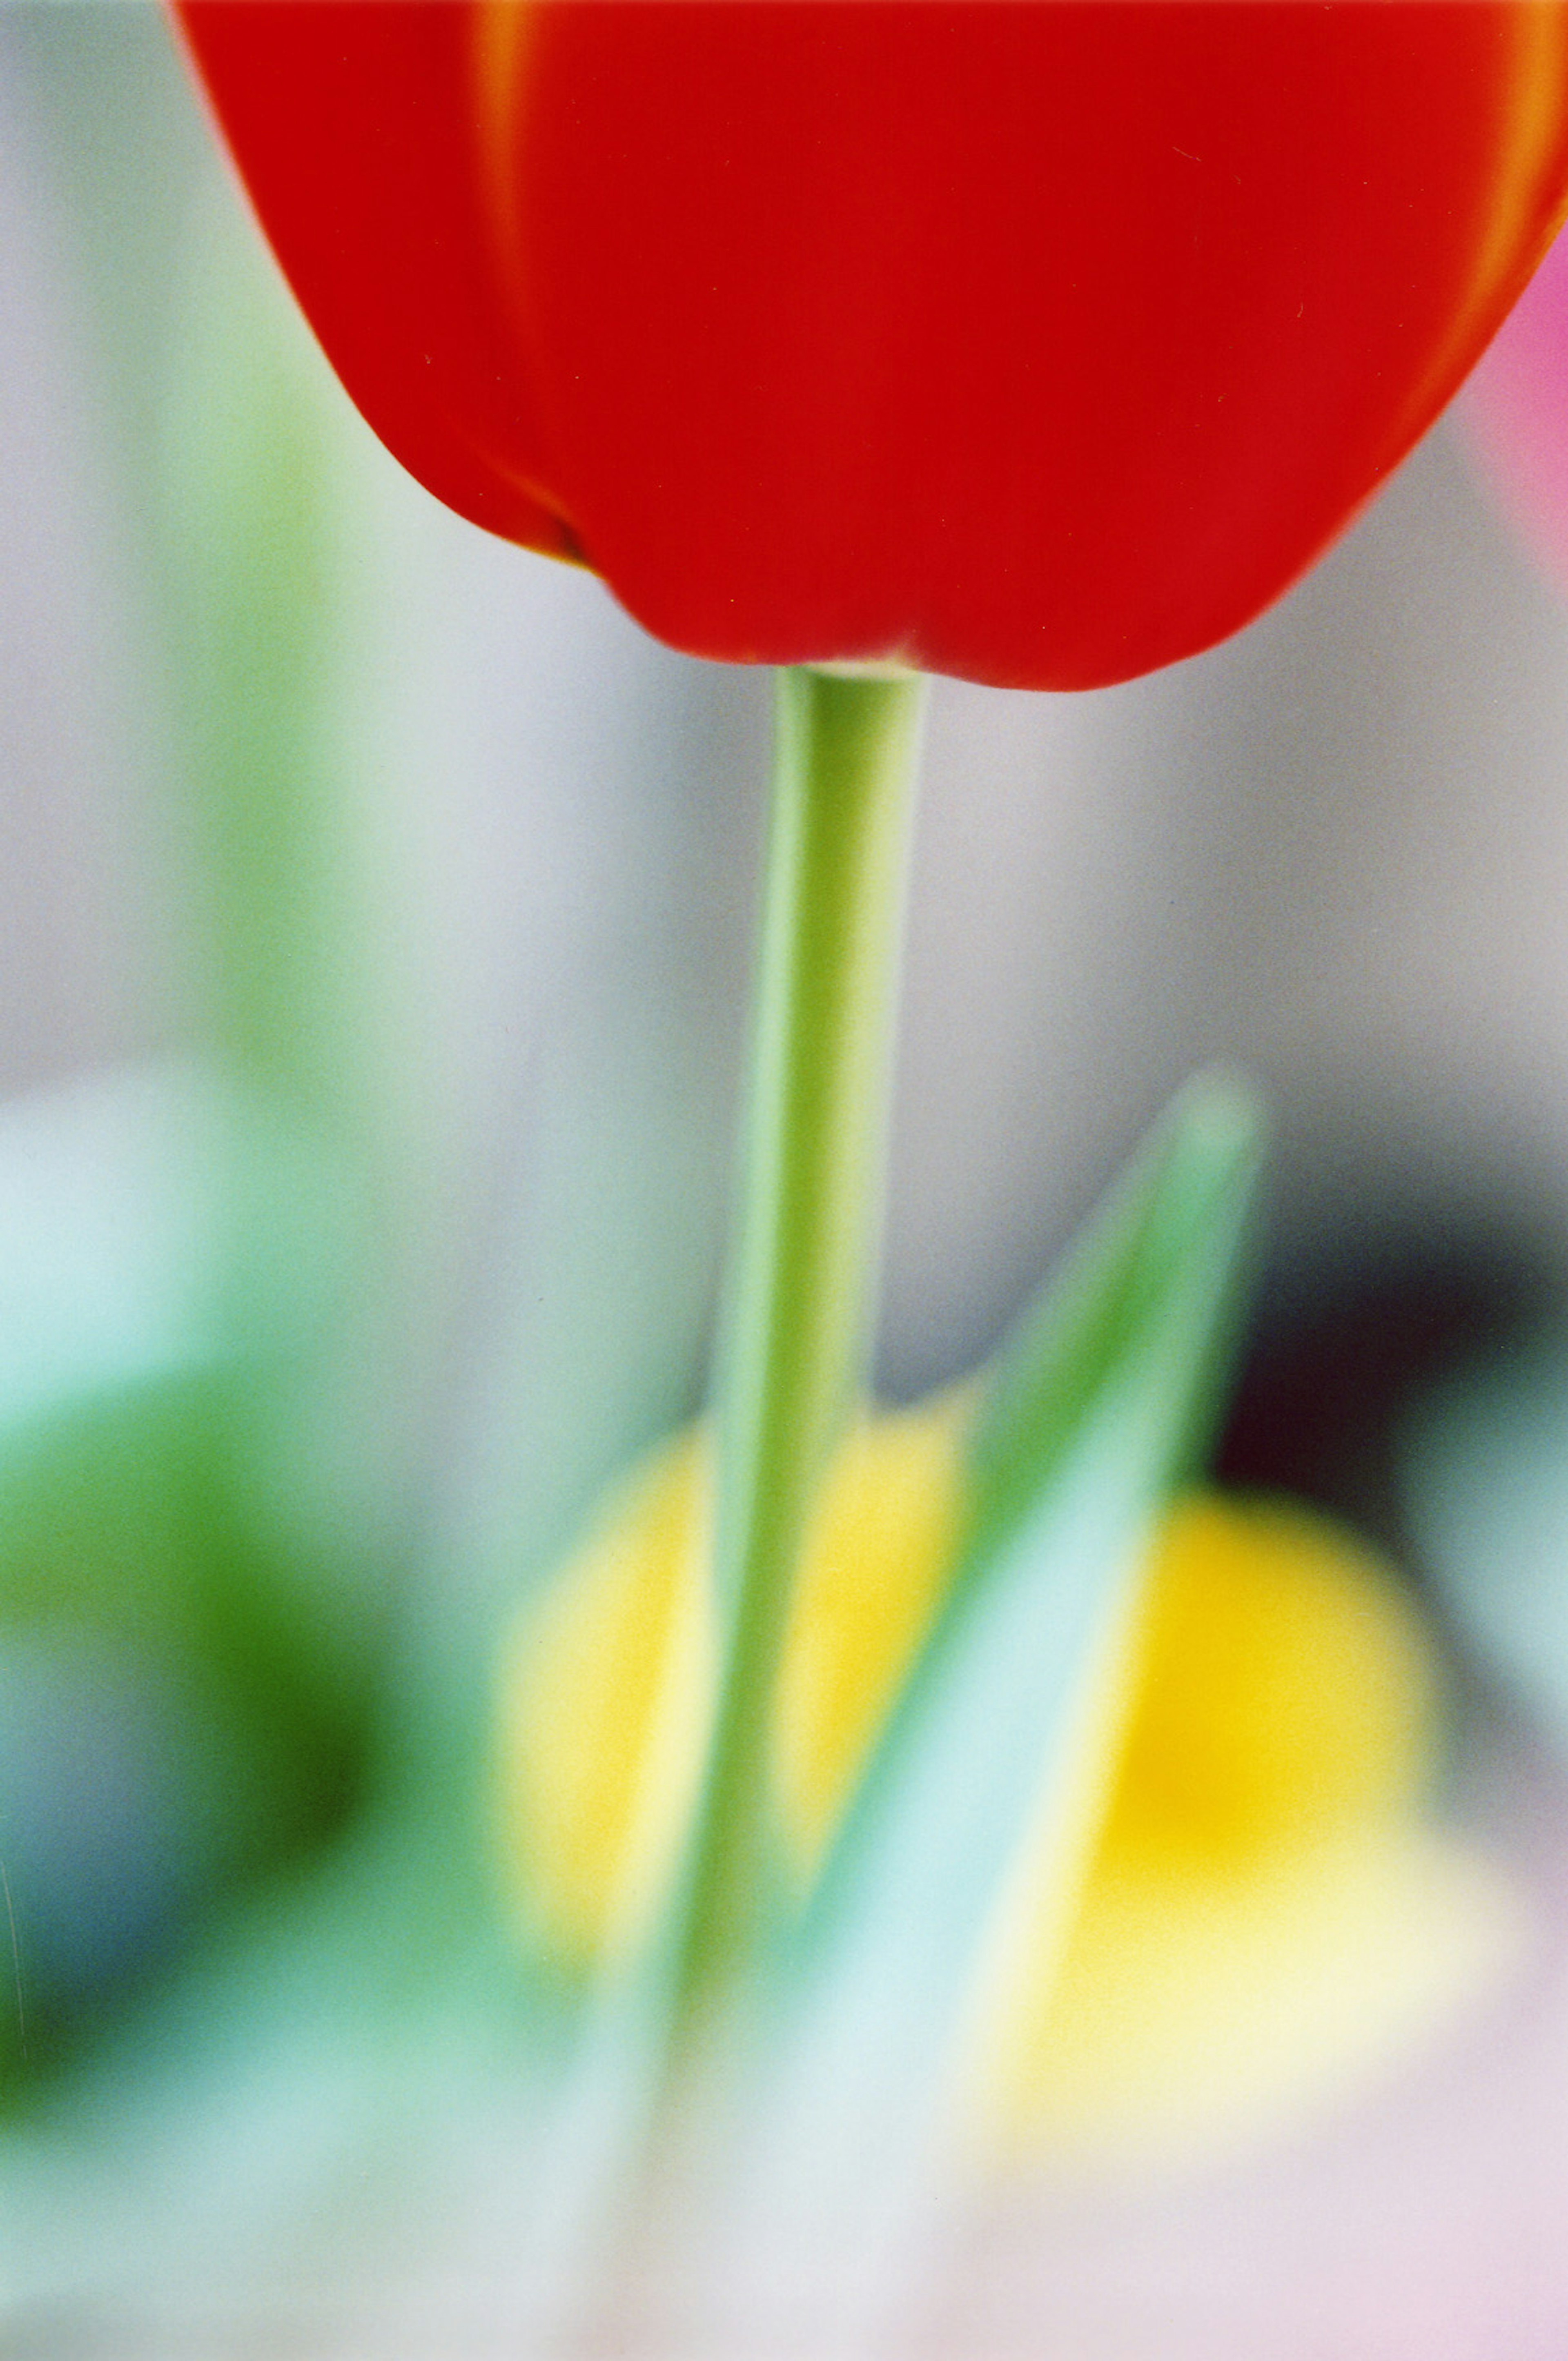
[0, 20, 415, 2093]
[1404, 1326, 1568, 1747]
[740, 1077, 1263, 2210]
[160, 191, 386, 1148]
[0, 1061, 381, 2086]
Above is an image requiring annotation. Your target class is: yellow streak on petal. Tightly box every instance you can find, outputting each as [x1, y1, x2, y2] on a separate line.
[1377, 6, 1568, 472]
[471, 2, 536, 270]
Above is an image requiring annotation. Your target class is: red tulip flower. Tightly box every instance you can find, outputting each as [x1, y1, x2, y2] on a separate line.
[172, 2, 1568, 690]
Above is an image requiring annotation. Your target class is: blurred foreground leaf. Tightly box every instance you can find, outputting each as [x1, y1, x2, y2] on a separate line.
[0, 1060, 382, 2080]
[722, 1078, 1263, 2268]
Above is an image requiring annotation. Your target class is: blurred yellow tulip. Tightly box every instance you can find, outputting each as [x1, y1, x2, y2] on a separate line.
[971, 1495, 1517, 2167]
[492, 1390, 971, 1965]
[493, 1410, 1517, 2161]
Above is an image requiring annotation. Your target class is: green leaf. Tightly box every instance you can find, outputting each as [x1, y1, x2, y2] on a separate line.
[0, 1061, 375, 2082]
[161, 187, 383, 1148]
[726, 1074, 1264, 2287]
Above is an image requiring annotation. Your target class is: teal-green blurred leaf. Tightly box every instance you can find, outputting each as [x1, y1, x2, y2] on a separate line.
[162, 185, 383, 1145]
[1403, 1326, 1568, 1749]
[758, 1074, 1264, 2172]
[960, 1069, 1264, 1583]
[0, 1061, 381, 2078]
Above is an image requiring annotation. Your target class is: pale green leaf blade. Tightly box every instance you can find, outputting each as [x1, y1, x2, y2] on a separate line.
[721, 1076, 1264, 2314]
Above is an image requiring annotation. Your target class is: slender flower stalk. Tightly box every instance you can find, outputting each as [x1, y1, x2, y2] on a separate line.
[666, 667, 925, 2033]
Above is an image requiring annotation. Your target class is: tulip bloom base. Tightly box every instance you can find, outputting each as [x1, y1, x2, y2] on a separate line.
[173, 1, 1568, 688]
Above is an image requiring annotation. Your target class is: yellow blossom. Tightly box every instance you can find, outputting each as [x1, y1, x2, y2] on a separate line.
[492, 1392, 970, 1964]
[493, 1408, 1517, 2159]
[970, 1495, 1517, 2166]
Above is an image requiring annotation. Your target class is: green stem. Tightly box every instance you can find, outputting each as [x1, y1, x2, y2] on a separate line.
[668, 665, 927, 2032]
